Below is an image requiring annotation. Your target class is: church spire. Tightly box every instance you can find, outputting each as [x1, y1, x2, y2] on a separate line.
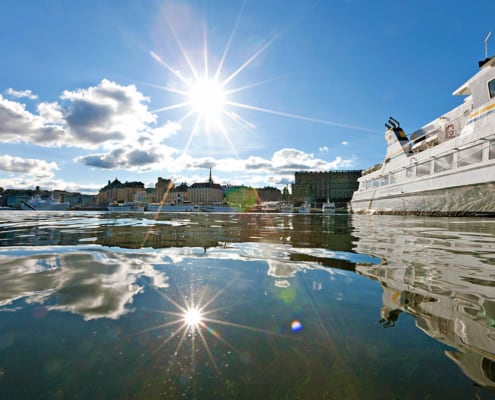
[209, 167, 213, 184]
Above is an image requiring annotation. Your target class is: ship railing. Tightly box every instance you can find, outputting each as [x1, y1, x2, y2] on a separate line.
[358, 134, 495, 191]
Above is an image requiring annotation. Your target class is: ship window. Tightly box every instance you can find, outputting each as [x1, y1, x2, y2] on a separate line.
[406, 165, 415, 178]
[389, 172, 396, 184]
[372, 178, 380, 188]
[489, 79, 495, 98]
[489, 140, 495, 160]
[434, 154, 453, 173]
[416, 161, 431, 177]
[380, 175, 389, 186]
[458, 144, 483, 167]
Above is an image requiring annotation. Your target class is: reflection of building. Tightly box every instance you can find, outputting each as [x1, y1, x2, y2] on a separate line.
[291, 170, 361, 205]
[352, 215, 495, 393]
[97, 178, 145, 205]
[188, 169, 224, 204]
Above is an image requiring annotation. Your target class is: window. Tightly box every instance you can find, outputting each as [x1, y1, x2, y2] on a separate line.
[490, 140, 495, 160]
[416, 161, 431, 177]
[489, 79, 495, 98]
[458, 144, 483, 167]
[434, 154, 453, 173]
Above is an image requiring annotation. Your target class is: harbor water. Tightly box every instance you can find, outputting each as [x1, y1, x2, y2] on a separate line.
[0, 211, 494, 399]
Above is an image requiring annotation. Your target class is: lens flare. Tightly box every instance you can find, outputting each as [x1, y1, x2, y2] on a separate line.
[189, 78, 226, 118]
[184, 307, 202, 327]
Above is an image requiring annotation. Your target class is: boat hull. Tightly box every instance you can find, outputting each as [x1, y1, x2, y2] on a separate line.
[351, 181, 495, 216]
[147, 204, 199, 212]
[21, 203, 70, 211]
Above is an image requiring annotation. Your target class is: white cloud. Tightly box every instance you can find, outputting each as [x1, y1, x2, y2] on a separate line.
[61, 79, 157, 148]
[319, 146, 328, 153]
[0, 80, 159, 149]
[342, 141, 349, 145]
[0, 95, 68, 146]
[0, 155, 58, 178]
[5, 88, 38, 100]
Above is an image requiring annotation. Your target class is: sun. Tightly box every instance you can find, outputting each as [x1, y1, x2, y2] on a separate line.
[188, 78, 226, 120]
[183, 307, 203, 328]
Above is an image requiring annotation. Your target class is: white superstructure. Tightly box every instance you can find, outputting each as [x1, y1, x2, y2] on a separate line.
[21, 194, 69, 211]
[351, 54, 495, 216]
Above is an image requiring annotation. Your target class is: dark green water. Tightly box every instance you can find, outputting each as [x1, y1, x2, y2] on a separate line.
[0, 211, 494, 399]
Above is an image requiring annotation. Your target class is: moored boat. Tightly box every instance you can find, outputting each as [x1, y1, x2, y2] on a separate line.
[350, 50, 495, 216]
[21, 194, 70, 211]
[298, 202, 311, 214]
[322, 201, 336, 214]
[107, 202, 144, 212]
[279, 202, 294, 213]
[200, 202, 239, 213]
[146, 202, 200, 212]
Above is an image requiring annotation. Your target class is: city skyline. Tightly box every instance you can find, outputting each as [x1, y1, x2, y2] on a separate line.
[1, 1, 494, 194]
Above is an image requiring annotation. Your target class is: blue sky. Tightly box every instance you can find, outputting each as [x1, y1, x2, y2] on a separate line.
[1, 0, 494, 194]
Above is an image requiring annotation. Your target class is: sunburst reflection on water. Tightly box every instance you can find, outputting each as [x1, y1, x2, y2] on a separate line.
[1, 212, 495, 399]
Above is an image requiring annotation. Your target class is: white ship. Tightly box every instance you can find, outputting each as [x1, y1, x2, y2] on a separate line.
[146, 202, 200, 212]
[321, 201, 336, 214]
[200, 202, 239, 213]
[107, 202, 144, 212]
[351, 49, 495, 216]
[21, 194, 69, 211]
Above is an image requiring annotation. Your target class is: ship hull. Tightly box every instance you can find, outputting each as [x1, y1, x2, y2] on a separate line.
[351, 181, 495, 216]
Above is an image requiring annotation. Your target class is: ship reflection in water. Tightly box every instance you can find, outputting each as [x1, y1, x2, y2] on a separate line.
[353, 215, 495, 393]
[0, 211, 495, 399]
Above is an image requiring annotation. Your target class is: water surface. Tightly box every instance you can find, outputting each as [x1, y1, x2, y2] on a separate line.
[0, 211, 494, 399]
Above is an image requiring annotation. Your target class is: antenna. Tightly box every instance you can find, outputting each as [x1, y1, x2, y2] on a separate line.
[484, 31, 492, 59]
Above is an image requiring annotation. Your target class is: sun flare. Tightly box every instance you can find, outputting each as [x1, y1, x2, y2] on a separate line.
[188, 78, 226, 119]
[183, 307, 203, 327]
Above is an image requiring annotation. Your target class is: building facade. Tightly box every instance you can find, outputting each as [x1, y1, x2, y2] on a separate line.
[188, 169, 224, 204]
[291, 170, 362, 205]
[256, 187, 282, 202]
[153, 177, 174, 203]
[97, 178, 145, 205]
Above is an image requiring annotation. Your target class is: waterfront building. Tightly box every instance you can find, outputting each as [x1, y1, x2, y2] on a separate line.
[291, 170, 362, 205]
[188, 169, 224, 204]
[170, 183, 190, 204]
[97, 178, 145, 205]
[256, 186, 282, 202]
[153, 177, 174, 203]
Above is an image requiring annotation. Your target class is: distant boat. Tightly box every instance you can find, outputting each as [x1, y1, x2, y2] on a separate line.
[260, 201, 280, 212]
[107, 202, 144, 212]
[279, 202, 294, 213]
[200, 202, 239, 213]
[21, 194, 69, 211]
[322, 201, 336, 214]
[298, 202, 311, 214]
[350, 50, 495, 216]
[146, 202, 200, 212]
